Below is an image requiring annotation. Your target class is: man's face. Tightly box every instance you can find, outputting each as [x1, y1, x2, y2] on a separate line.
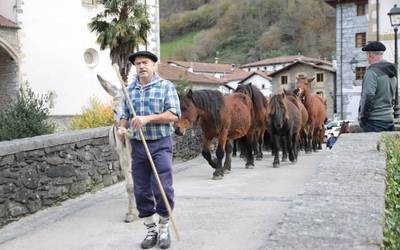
[134, 57, 155, 79]
[367, 52, 373, 64]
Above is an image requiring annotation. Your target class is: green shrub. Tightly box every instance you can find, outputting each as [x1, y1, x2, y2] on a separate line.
[0, 85, 54, 141]
[383, 134, 400, 249]
[71, 97, 114, 130]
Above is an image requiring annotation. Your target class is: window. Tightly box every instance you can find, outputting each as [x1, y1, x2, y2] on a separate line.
[355, 67, 366, 80]
[281, 75, 288, 85]
[357, 4, 366, 16]
[316, 73, 324, 82]
[355, 33, 366, 48]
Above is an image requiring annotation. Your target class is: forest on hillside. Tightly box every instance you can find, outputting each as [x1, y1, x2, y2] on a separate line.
[159, 0, 336, 64]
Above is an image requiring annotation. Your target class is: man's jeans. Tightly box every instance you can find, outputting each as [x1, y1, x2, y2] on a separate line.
[361, 120, 395, 132]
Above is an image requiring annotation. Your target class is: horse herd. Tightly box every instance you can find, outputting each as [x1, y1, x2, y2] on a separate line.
[174, 76, 328, 180]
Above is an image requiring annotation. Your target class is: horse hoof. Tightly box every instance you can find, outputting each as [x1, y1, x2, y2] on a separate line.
[256, 157, 263, 161]
[124, 213, 137, 223]
[281, 159, 287, 162]
[223, 169, 231, 174]
[245, 164, 255, 169]
[212, 175, 223, 180]
[273, 163, 279, 168]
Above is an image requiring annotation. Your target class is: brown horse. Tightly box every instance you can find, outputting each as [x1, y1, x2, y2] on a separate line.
[294, 76, 327, 152]
[266, 93, 302, 168]
[235, 83, 268, 160]
[339, 121, 351, 135]
[283, 89, 310, 154]
[174, 89, 254, 180]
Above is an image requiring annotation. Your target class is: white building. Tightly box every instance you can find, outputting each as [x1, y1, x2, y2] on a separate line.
[0, 0, 160, 116]
[237, 71, 272, 97]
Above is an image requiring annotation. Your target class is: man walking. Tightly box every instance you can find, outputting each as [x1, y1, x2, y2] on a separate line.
[118, 51, 180, 249]
[358, 41, 397, 132]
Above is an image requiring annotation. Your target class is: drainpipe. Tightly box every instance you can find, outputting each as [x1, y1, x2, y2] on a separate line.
[376, 0, 380, 41]
[340, 0, 344, 120]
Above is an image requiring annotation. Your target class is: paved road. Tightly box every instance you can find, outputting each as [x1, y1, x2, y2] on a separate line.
[0, 150, 330, 250]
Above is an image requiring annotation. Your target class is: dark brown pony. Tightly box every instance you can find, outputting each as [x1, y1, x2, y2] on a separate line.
[266, 93, 302, 168]
[234, 83, 268, 160]
[294, 76, 327, 152]
[283, 89, 310, 154]
[174, 90, 254, 180]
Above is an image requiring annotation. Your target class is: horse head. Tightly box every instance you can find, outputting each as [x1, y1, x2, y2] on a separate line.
[294, 76, 314, 99]
[268, 93, 289, 130]
[339, 121, 351, 135]
[97, 74, 124, 122]
[174, 89, 199, 136]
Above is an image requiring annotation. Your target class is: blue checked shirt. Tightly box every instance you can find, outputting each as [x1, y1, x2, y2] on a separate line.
[119, 73, 181, 140]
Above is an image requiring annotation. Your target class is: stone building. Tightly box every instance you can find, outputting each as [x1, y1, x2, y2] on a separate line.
[0, 15, 19, 112]
[325, 0, 399, 121]
[269, 61, 336, 119]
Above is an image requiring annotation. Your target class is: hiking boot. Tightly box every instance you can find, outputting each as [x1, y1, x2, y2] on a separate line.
[141, 215, 158, 249]
[159, 228, 171, 249]
[158, 216, 171, 249]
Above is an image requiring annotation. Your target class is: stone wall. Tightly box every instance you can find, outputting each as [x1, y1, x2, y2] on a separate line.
[0, 128, 122, 227]
[0, 126, 203, 227]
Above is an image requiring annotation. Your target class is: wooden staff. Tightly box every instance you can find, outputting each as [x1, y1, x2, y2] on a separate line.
[112, 65, 180, 241]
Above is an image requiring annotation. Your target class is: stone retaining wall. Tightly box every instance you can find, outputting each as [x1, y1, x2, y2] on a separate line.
[264, 132, 390, 249]
[0, 126, 203, 227]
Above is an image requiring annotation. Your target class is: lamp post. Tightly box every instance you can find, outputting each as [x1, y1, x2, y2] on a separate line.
[349, 57, 358, 73]
[388, 4, 400, 119]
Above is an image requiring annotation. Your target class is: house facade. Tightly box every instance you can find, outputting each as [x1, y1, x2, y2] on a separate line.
[237, 71, 273, 97]
[0, 0, 160, 115]
[240, 55, 332, 73]
[269, 61, 336, 118]
[325, 0, 398, 121]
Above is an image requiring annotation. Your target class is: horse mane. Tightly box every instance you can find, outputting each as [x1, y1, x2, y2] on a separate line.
[190, 90, 224, 125]
[236, 84, 265, 111]
[268, 94, 288, 121]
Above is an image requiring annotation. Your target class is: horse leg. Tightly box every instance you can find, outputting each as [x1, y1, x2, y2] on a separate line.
[272, 134, 280, 168]
[223, 140, 233, 174]
[213, 132, 228, 180]
[244, 133, 255, 168]
[119, 138, 137, 223]
[281, 136, 288, 162]
[256, 131, 264, 160]
[287, 133, 296, 163]
[232, 139, 237, 157]
[290, 133, 298, 163]
[201, 138, 217, 169]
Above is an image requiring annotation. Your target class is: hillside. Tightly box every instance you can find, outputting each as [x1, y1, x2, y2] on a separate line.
[160, 0, 336, 64]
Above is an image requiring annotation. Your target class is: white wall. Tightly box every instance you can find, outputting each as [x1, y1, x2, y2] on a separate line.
[241, 75, 272, 96]
[17, 0, 158, 115]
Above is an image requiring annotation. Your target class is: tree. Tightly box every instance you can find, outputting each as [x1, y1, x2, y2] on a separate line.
[88, 0, 151, 82]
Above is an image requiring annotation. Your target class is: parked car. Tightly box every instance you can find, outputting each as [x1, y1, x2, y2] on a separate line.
[324, 120, 354, 141]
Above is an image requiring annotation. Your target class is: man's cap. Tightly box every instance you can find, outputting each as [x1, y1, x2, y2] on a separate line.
[362, 41, 386, 52]
[128, 51, 158, 64]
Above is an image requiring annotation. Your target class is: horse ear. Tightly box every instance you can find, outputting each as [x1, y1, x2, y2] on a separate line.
[97, 74, 119, 97]
[308, 77, 315, 84]
[187, 89, 193, 99]
[248, 82, 252, 86]
[283, 89, 288, 95]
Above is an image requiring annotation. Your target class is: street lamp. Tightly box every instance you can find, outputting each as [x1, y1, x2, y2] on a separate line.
[349, 57, 358, 73]
[388, 4, 400, 118]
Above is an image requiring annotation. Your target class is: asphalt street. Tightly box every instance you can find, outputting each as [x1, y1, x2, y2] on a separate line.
[0, 149, 330, 250]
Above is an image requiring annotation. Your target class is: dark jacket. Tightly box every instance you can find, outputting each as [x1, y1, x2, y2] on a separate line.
[358, 60, 397, 123]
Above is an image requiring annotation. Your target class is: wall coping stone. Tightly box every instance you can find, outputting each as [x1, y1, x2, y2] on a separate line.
[0, 127, 110, 156]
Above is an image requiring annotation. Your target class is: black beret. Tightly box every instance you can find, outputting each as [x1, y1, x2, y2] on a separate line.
[128, 51, 158, 64]
[362, 41, 386, 52]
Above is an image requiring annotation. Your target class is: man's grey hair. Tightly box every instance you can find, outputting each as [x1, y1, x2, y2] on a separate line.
[368, 51, 384, 56]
